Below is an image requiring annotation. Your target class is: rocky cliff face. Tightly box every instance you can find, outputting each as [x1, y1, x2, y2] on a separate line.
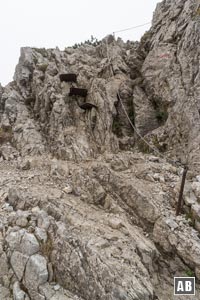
[142, 0, 200, 166]
[1, 0, 200, 299]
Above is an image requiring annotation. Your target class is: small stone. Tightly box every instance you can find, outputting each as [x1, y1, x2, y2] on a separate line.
[94, 185, 106, 205]
[21, 160, 31, 171]
[16, 217, 28, 228]
[31, 206, 41, 213]
[8, 212, 17, 226]
[7, 206, 14, 212]
[28, 291, 45, 300]
[13, 281, 30, 300]
[184, 191, 197, 207]
[28, 226, 35, 233]
[25, 254, 48, 291]
[103, 195, 112, 209]
[13, 282, 25, 300]
[20, 232, 40, 256]
[192, 182, 200, 198]
[153, 173, 165, 183]
[165, 218, 178, 230]
[2, 203, 13, 212]
[191, 204, 200, 222]
[37, 211, 50, 230]
[145, 174, 155, 182]
[149, 156, 159, 162]
[63, 185, 73, 194]
[108, 218, 123, 230]
[5, 229, 25, 251]
[35, 227, 47, 243]
[175, 215, 184, 222]
[53, 284, 60, 291]
[38, 283, 55, 299]
[11, 251, 29, 281]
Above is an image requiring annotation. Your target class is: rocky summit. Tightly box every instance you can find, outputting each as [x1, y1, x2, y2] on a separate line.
[1, 0, 200, 299]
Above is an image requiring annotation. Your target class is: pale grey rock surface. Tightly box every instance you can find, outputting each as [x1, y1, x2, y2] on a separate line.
[13, 281, 30, 300]
[10, 251, 29, 281]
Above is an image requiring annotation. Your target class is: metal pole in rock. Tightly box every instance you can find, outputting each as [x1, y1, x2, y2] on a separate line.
[176, 165, 188, 216]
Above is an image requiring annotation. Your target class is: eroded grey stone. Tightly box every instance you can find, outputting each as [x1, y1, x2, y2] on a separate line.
[20, 232, 40, 256]
[13, 281, 30, 300]
[25, 254, 48, 291]
[11, 251, 29, 281]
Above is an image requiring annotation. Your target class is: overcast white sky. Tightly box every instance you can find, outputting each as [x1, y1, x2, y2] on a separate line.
[0, 0, 160, 86]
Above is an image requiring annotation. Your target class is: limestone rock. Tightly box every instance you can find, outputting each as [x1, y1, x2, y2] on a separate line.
[37, 211, 50, 230]
[34, 227, 47, 243]
[20, 232, 40, 256]
[6, 229, 25, 251]
[11, 251, 29, 281]
[165, 218, 178, 230]
[191, 204, 200, 222]
[25, 254, 48, 295]
[108, 218, 123, 230]
[13, 281, 30, 300]
[16, 217, 28, 228]
[184, 191, 197, 207]
[63, 185, 73, 194]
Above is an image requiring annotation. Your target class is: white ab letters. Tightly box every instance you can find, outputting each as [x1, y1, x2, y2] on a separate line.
[177, 281, 183, 292]
[185, 281, 192, 292]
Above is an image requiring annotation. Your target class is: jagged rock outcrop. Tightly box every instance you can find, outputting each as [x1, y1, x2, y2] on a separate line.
[141, 0, 200, 168]
[1, 0, 200, 299]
